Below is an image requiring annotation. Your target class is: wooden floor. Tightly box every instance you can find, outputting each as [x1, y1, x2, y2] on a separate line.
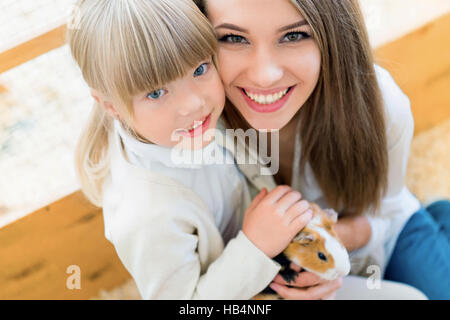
[0, 192, 130, 300]
[374, 13, 450, 134]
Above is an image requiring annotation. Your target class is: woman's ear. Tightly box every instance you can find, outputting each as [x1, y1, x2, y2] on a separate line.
[90, 89, 121, 120]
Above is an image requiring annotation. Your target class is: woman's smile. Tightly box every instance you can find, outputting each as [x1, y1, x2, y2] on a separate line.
[239, 85, 297, 113]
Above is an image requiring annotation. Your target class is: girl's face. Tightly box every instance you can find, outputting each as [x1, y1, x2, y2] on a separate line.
[206, 0, 321, 130]
[131, 59, 225, 148]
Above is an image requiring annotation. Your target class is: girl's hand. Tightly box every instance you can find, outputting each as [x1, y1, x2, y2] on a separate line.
[269, 263, 343, 300]
[242, 186, 313, 258]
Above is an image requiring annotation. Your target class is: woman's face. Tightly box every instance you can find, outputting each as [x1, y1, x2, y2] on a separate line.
[206, 0, 321, 130]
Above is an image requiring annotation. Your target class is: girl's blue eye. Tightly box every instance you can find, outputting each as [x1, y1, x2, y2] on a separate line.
[281, 31, 311, 43]
[194, 63, 209, 77]
[219, 34, 248, 44]
[147, 89, 167, 100]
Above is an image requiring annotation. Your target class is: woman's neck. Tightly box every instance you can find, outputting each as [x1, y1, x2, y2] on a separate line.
[270, 113, 301, 186]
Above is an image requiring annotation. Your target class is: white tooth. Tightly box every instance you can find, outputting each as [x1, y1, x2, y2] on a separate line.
[260, 95, 267, 104]
[246, 89, 290, 104]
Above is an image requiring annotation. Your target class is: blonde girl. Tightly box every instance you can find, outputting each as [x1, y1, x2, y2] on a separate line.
[67, 0, 316, 299]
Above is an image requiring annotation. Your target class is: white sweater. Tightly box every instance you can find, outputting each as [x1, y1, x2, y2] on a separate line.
[101, 120, 281, 300]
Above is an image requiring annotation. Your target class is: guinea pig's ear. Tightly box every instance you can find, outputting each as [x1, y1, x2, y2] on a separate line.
[323, 208, 338, 223]
[293, 231, 316, 244]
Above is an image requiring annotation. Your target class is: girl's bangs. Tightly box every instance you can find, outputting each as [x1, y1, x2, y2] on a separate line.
[108, 0, 217, 99]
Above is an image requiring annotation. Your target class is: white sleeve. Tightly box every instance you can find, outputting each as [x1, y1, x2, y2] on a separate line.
[108, 184, 281, 300]
[351, 65, 415, 257]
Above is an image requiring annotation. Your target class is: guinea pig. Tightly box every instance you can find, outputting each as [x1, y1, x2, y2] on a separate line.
[253, 203, 351, 300]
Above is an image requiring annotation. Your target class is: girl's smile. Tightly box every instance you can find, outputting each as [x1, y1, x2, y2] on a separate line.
[176, 112, 213, 138]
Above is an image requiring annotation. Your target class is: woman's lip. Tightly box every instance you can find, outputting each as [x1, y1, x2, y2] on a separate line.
[240, 85, 296, 113]
[178, 113, 212, 138]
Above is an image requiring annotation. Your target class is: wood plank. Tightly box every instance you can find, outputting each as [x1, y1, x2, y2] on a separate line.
[374, 13, 450, 135]
[0, 191, 132, 300]
[0, 25, 67, 74]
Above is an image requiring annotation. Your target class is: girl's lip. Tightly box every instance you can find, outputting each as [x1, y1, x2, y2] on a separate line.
[178, 113, 212, 138]
[239, 85, 296, 113]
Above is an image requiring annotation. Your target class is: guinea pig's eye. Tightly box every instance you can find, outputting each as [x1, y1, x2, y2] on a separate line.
[318, 252, 327, 262]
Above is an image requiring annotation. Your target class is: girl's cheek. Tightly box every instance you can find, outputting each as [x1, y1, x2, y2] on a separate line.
[217, 50, 241, 86]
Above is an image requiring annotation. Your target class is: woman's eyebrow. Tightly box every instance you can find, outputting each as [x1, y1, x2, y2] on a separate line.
[214, 23, 248, 33]
[278, 20, 308, 32]
[214, 20, 308, 33]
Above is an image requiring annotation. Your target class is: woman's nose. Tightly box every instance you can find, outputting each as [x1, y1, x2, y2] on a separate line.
[247, 48, 284, 88]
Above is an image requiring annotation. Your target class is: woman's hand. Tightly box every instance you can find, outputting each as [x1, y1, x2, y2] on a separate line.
[334, 215, 371, 252]
[269, 263, 343, 300]
[242, 186, 313, 258]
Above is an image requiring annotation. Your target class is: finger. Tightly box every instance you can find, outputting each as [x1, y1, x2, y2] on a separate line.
[264, 185, 295, 204]
[289, 262, 302, 273]
[286, 200, 310, 215]
[303, 278, 343, 300]
[273, 271, 322, 287]
[322, 292, 337, 300]
[288, 209, 313, 234]
[271, 278, 342, 300]
[247, 188, 268, 212]
[275, 191, 303, 213]
[284, 201, 311, 224]
[269, 283, 308, 300]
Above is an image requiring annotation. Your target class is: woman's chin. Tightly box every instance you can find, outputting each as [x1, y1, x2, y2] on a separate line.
[245, 116, 291, 132]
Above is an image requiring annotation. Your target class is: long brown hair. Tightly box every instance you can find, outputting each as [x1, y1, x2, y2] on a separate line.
[196, 0, 388, 216]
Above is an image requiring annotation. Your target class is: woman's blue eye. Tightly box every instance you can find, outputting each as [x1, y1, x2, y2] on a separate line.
[219, 34, 248, 44]
[194, 63, 209, 77]
[282, 31, 311, 43]
[147, 89, 167, 100]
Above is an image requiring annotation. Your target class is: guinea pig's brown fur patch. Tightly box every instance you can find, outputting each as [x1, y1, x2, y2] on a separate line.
[311, 203, 338, 239]
[284, 228, 335, 274]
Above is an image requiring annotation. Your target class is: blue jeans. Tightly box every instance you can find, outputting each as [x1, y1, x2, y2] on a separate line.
[384, 200, 450, 300]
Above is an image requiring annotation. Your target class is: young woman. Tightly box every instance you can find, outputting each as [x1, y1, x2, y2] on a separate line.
[195, 0, 449, 299]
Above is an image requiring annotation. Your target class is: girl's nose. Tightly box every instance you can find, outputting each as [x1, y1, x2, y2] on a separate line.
[177, 83, 205, 116]
[247, 48, 283, 88]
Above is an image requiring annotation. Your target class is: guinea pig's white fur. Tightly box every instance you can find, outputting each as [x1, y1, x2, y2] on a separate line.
[287, 204, 351, 281]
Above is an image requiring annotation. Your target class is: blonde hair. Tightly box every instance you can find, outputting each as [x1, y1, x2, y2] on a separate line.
[197, 0, 388, 216]
[68, 0, 217, 207]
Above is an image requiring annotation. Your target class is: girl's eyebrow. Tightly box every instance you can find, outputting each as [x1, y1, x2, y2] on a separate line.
[214, 20, 308, 33]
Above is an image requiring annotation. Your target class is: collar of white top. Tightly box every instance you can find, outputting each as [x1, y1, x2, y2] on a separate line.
[113, 119, 226, 169]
